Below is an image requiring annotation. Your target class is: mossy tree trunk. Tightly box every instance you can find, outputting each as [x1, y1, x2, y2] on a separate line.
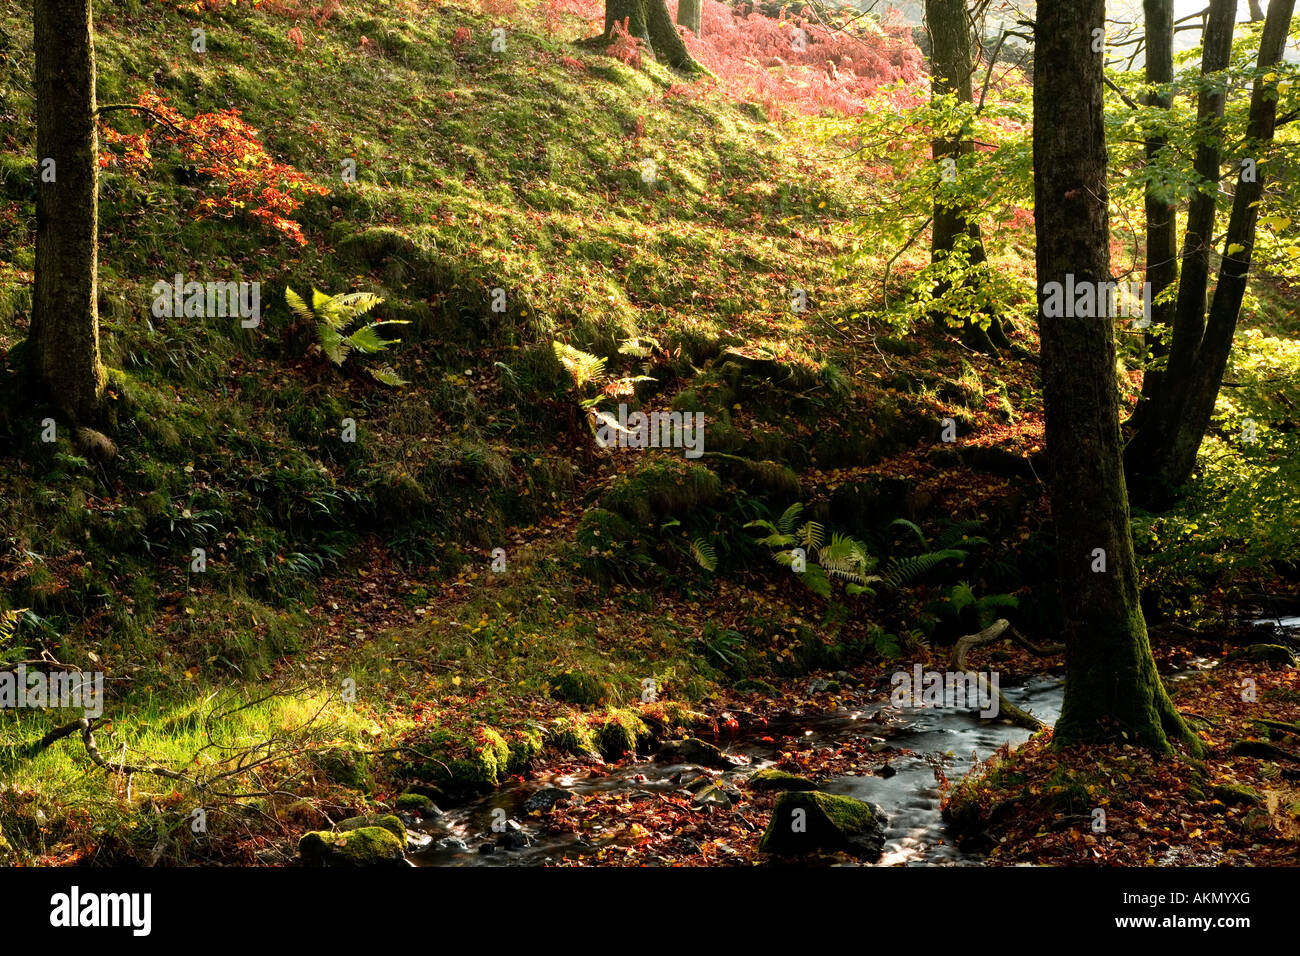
[604, 0, 703, 73]
[677, 0, 702, 35]
[1033, 0, 1201, 755]
[925, 0, 1009, 356]
[1125, 0, 1295, 505]
[32, 0, 105, 424]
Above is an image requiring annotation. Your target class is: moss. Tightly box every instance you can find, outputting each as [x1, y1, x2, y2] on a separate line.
[593, 708, 650, 761]
[733, 678, 779, 695]
[548, 717, 600, 757]
[1211, 783, 1264, 807]
[395, 793, 439, 815]
[338, 813, 405, 839]
[314, 745, 372, 792]
[600, 460, 722, 526]
[758, 791, 885, 860]
[549, 670, 610, 707]
[298, 826, 405, 867]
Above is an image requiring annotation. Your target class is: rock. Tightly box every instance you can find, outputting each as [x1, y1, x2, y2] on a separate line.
[478, 842, 495, 854]
[523, 787, 576, 813]
[877, 763, 896, 779]
[758, 791, 887, 861]
[433, 837, 470, 853]
[497, 825, 533, 850]
[655, 737, 736, 770]
[299, 827, 406, 867]
[748, 768, 817, 792]
[807, 677, 841, 694]
[337, 813, 405, 840]
[1211, 783, 1265, 807]
[395, 793, 441, 818]
[1227, 644, 1296, 666]
[692, 783, 739, 808]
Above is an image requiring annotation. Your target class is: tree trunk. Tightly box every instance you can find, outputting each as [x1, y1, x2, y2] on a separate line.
[1125, 0, 1295, 505]
[676, 0, 701, 36]
[605, 0, 702, 73]
[925, 0, 1009, 355]
[605, 0, 650, 43]
[1033, 0, 1200, 754]
[32, 0, 105, 424]
[1127, 0, 1178, 434]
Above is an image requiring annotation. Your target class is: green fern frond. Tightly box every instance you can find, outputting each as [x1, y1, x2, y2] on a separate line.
[690, 538, 718, 572]
[883, 548, 966, 589]
[776, 502, 804, 535]
[796, 520, 824, 552]
[889, 517, 928, 550]
[285, 286, 314, 325]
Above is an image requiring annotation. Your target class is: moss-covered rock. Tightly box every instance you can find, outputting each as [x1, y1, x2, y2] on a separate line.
[758, 791, 886, 861]
[337, 813, 405, 839]
[655, 737, 735, 769]
[299, 826, 406, 867]
[395, 793, 441, 817]
[547, 716, 600, 757]
[748, 768, 818, 792]
[1211, 783, 1264, 807]
[1227, 644, 1296, 666]
[594, 709, 650, 761]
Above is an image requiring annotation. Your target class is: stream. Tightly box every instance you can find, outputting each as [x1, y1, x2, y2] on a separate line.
[408, 609, 1300, 867]
[410, 675, 1070, 867]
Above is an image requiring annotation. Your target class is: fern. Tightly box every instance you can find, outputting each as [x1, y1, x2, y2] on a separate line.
[553, 342, 607, 389]
[690, 537, 718, 573]
[889, 517, 928, 549]
[881, 548, 966, 590]
[287, 286, 408, 386]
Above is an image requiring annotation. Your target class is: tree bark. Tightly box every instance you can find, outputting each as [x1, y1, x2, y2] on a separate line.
[32, 0, 105, 424]
[1033, 0, 1201, 754]
[925, 0, 1010, 355]
[1127, 0, 1178, 433]
[676, 0, 701, 36]
[605, 0, 703, 73]
[606, 0, 650, 43]
[1126, 0, 1295, 504]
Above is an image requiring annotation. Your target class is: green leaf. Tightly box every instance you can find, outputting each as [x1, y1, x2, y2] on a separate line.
[369, 365, 410, 387]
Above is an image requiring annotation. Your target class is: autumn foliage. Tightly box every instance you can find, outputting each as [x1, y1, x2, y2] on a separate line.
[100, 92, 329, 245]
[678, 0, 923, 117]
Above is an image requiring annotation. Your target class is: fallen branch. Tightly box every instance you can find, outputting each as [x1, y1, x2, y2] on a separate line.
[949, 619, 1047, 732]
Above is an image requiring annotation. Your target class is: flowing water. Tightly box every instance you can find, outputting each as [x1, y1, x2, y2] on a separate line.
[411, 675, 1067, 867]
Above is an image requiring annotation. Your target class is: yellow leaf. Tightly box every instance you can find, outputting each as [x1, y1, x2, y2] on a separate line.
[1226, 243, 1246, 255]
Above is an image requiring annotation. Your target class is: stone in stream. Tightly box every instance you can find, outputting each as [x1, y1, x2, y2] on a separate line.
[523, 787, 576, 813]
[655, 737, 736, 769]
[748, 768, 817, 792]
[337, 813, 405, 840]
[395, 792, 442, 819]
[759, 791, 887, 861]
[692, 783, 741, 808]
[299, 827, 407, 867]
